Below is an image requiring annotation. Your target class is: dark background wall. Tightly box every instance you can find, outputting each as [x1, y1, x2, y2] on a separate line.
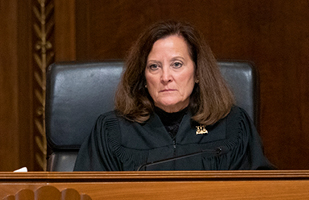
[0, 0, 308, 171]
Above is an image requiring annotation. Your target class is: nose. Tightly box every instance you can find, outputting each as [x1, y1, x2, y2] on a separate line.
[161, 66, 172, 84]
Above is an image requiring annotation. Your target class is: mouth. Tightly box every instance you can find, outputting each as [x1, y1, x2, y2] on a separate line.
[160, 89, 176, 93]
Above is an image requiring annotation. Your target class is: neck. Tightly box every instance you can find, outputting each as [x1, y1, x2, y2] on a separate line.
[155, 106, 188, 138]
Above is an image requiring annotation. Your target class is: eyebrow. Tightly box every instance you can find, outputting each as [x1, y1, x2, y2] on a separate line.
[171, 56, 185, 61]
[147, 56, 185, 63]
[147, 60, 161, 64]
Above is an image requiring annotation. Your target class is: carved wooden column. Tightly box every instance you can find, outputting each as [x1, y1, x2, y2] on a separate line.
[32, 0, 55, 170]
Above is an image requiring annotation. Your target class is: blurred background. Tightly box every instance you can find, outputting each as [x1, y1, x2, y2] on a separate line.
[0, 0, 308, 171]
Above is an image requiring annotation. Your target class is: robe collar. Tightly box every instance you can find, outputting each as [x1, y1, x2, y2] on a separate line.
[142, 110, 227, 144]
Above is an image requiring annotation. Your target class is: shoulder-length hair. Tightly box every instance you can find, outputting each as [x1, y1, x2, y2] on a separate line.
[115, 20, 234, 125]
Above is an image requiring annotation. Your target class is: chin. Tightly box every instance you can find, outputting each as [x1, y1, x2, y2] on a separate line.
[158, 100, 178, 107]
[156, 101, 185, 112]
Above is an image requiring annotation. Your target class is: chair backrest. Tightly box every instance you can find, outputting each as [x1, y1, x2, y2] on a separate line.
[45, 60, 258, 171]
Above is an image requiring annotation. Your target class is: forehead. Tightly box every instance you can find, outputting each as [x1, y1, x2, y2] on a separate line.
[148, 35, 190, 57]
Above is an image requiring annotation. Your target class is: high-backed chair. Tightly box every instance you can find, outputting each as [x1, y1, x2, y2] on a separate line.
[45, 60, 258, 171]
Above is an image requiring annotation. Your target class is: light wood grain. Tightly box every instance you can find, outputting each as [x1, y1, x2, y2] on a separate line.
[1, 171, 309, 199]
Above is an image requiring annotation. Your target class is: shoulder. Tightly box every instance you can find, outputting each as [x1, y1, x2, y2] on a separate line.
[92, 111, 123, 140]
[225, 106, 252, 124]
[97, 110, 118, 121]
[227, 105, 248, 117]
[95, 110, 125, 127]
[219, 105, 255, 138]
[210, 106, 257, 149]
[95, 110, 141, 137]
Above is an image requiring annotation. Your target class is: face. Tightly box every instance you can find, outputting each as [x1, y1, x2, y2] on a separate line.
[145, 35, 196, 113]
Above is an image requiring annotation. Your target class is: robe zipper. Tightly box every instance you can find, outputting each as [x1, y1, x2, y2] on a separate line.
[173, 139, 176, 156]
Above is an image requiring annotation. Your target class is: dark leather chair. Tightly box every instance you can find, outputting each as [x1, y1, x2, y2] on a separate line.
[45, 60, 258, 171]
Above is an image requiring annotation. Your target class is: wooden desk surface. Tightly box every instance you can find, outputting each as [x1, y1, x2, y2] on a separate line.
[1, 170, 309, 199]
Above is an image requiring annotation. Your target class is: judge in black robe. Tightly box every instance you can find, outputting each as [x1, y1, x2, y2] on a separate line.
[74, 106, 273, 171]
[74, 20, 274, 171]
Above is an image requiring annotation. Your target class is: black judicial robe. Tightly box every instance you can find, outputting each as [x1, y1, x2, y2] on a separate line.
[74, 106, 274, 171]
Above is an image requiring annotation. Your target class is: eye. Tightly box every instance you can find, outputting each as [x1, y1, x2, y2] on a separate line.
[148, 64, 159, 71]
[172, 61, 183, 69]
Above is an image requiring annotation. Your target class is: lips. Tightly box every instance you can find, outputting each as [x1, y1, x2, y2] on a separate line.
[160, 89, 176, 93]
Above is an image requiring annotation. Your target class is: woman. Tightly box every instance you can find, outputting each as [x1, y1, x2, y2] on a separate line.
[74, 20, 273, 171]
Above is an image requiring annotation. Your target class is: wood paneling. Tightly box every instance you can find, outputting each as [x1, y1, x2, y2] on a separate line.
[70, 0, 309, 169]
[251, 1, 309, 169]
[0, 0, 33, 171]
[0, 0, 19, 170]
[54, 0, 76, 61]
[16, 0, 33, 171]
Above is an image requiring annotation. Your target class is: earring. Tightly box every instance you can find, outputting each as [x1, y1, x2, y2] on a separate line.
[195, 79, 199, 83]
[145, 84, 147, 88]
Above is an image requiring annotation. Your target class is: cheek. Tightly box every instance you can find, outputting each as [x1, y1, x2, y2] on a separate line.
[145, 74, 156, 88]
[184, 80, 195, 96]
[180, 73, 195, 92]
[145, 74, 159, 97]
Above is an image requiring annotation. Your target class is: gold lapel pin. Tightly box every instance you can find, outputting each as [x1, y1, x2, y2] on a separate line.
[196, 125, 208, 135]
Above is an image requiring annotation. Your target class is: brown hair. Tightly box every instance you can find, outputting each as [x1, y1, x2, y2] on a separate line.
[115, 20, 234, 125]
